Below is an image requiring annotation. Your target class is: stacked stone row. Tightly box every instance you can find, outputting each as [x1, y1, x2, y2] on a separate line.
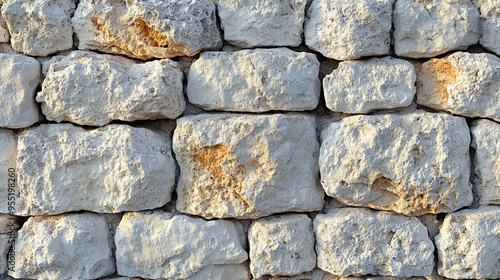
[0, 0, 499, 279]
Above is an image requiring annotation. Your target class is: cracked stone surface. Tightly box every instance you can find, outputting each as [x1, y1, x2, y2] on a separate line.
[73, 0, 222, 60]
[173, 113, 324, 219]
[319, 111, 473, 216]
[16, 123, 176, 215]
[187, 48, 320, 112]
[394, 0, 480, 58]
[38, 51, 185, 126]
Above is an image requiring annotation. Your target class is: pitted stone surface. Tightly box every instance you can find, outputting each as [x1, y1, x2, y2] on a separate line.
[173, 113, 324, 219]
[435, 206, 500, 279]
[471, 119, 500, 205]
[324, 57, 416, 113]
[314, 208, 435, 277]
[476, 0, 500, 55]
[417, 52, 500, 121]
[218, 0, 306, 48]
[394, 0, 480, 58]
[249, 214, 316, 278]
[187, 48, 320, 112]
[319, 112, 472, 216]
[9, 213, 115, 280]
[37, 51, 185, 126]
[73, 0, 222, 60]
[16, 123, 176, 215]
[0, 53, 40, 128]
[304, 0, 393, 60]
[1, 0, 74, 56]
[115, 211, 248, 280]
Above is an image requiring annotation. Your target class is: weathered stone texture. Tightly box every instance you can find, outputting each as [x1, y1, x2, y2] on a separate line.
[1, 0, 74, 56]
[9, 213, 115, 280]
[324, 57, 416, 113]
[249, 214, 316, 278]
[304, 0, 393, 60]
[0, 3, 8, 43]
[417, 52, 500, 121]
[16, 123, 176, 215]
[187, 48, 320, 112]
[115, 211, 248, 280]
[0, 129, 17, 215]
[173, 113, 324, 219]
[0, 53, 40, 128]
[476, 0, 500, 55]
[37, 51, 185, 126]
[320, 112, 472, 216]
[471, 119, 500, 205]
[218, 0, 305, 48]
[435, 206, 500, 279]
[73, 0, 222, 60]
[394, 0, 480, 58]
[315, 208, 434, 277]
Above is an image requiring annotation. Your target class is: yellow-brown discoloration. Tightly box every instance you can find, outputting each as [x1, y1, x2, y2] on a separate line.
[425, 58, 457, 105]
[134, 19, 169, 47]
[192, 144, 250, 211]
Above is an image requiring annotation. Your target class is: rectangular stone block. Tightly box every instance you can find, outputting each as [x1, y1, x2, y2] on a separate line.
[187, 48, 320, 112]
[435, 206, 500, 279]
[9, 213, 115, 280]
[115, 211, 248, 280]
[173, 113, 324, 219]
[314, 208, 434, 277]
[319, 111, 472, 216]
[16, 123, 176, 215]
[476, 0, 500, 55]
[37, 51, 185, 126]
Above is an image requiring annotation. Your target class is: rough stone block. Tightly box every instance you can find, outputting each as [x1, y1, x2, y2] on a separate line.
[319, 112, 472, 216]
[0, 129, 17, 215]
[0, 3, 8, 43]
[476, 0, 500, 55]
[304, 0, 393, 60]
[249, 214, 316, 278]
[173, 113, 324, 219]
[16, 123, 176, 215]
[471, 119, 500, 205]
[314, 208, 434, 277]
[187, 48, 320, 112]
[417, 52, 500, 121]
[435, 206, 500, 279]
[218, 0, 306, 48]
[73, 0, 222, 60]
[394, 0, 479, 58]
[37, 51, 185, 126]
[1, 0, 74, 56]
[0, 53, 40, 128]
[9, 213, 115, 280]
[115, 211, 248, 280]
[324, 57, 416, 113]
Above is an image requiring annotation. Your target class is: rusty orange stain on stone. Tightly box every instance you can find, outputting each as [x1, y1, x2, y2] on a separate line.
[426, 58, 458, 105]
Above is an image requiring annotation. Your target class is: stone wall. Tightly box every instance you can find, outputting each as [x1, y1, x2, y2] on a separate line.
[0, 0, 499, 279]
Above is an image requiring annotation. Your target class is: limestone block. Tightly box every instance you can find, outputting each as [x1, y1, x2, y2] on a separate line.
[324, 57, 416, 113]
[37, 51, 185, 126]
[394, 0, 479, 58]
[1, 0, 74, 56]
[0, 214, 18, 234]
[471, 119, 500, 205]
[249, 214, 316, 278]
[73, 0, 222, 60]
[115, 211, 248, 279]
[304, 0, 393, 60]
[9, 213, 115, 280]
[173, 113, 324, 219]
[435, 206, 500, 279]
[254, 268, 336, 280]
[315, 208, 435, 277]
[417, 52, 500, 121]
[476, 0, 500, 55]
[319, 112, 472, 216]
[0, 53, 40, 128]
[0, 129, 17, 215]
[187, 48, 320, 112]
[218, 0, 306, 48]
[0, 3, 8, 43]
[16, 123, 176, 215]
